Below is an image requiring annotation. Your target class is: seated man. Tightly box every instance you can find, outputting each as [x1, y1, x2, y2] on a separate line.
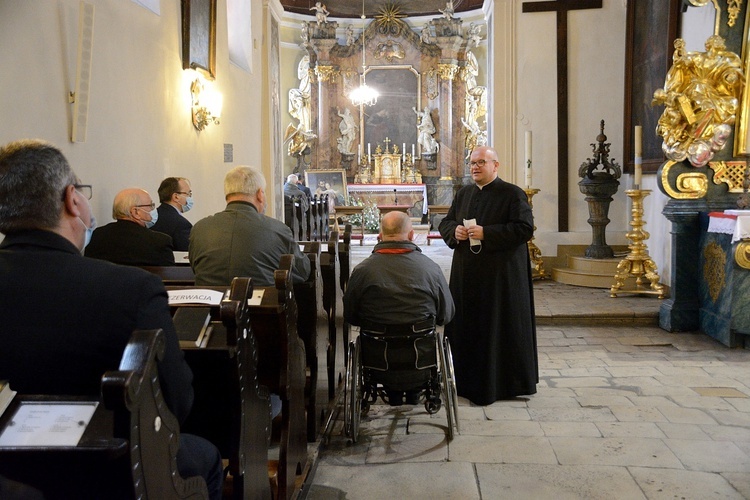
[0, 139, 222, 499]
[151, 176, 193, 251]
[85, 187, 175, 265]
[190, 165, 310, 287]
[283, 173, 309, 213]
[343, 211, 455, 405]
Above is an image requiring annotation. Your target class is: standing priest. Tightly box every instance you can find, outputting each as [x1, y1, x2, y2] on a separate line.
[439, 145, 538, 405]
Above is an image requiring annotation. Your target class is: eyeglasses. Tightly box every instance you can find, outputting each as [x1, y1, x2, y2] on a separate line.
[176, 191, 193, 197]
[135, 203, 156, 211]
[74, 184, 93, 200]
[469, 159, 491, 167]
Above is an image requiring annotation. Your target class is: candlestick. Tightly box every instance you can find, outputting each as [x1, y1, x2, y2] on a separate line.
[524, 188, 545, 279]
[634, 125, 643, 187]
[610, 189, 665, 298]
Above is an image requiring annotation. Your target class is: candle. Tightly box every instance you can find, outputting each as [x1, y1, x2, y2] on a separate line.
[634, 125, 643, 187]
[358, 144, 362, 164]
[525, 131, 532, 188]
[403, 143, 406, 161]
[368, 143, 371, 163]
[412, 144, 415, 158]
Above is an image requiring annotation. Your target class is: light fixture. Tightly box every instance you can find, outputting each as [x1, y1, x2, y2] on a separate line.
[191, 77, 222, 131]
[348, 0, 378, 107]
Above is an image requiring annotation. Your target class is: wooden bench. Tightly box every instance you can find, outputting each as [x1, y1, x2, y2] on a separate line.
[140, 264, 196, 285]
[0, 329, 208, 499]
[169, 278, 273, 500]
[427, 205, 451, 245]
[301, 232, 341, 400]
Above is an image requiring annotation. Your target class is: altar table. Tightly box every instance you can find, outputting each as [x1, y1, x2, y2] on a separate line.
[347, 184, 428, 215]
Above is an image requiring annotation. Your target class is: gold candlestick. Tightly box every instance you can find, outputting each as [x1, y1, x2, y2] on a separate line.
[524, 188, 546, 279]
[610, 189, 665, 298]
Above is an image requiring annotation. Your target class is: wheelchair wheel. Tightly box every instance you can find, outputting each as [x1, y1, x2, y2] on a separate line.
[439, 332, 460, 439]
[344, 338, 362, 443]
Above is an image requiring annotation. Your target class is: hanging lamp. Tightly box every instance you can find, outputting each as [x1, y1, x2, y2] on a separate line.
[348, 0, 378, 107]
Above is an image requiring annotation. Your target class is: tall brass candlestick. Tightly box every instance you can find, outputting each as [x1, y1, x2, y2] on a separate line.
[610, 189, 665, 298]
[524, 188, 545, 279]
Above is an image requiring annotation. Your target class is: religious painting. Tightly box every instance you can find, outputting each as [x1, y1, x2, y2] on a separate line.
[361, 66, 420, 157]
[623, 0, 680, 173]
[305, 170, 348, 207]
[181, 0, 217, 79]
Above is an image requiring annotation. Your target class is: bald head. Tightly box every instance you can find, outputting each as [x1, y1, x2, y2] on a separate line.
[379, 211, 413, 241]
[113, 188, 153, 225]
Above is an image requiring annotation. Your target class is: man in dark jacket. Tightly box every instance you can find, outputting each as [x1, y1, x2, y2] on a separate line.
[151, 176, 194, 251]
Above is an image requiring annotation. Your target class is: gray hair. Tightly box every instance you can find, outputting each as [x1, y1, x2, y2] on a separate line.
[225, 166, 266, 198]
[0, 139, 77, 233]
[286, 174, 299, 184]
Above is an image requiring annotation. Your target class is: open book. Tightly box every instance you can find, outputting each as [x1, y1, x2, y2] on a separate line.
[172, 307, 212, 348]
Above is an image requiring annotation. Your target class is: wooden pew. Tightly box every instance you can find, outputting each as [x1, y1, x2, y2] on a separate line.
[300, 232, 341, 400]
[167, 262, 309, 499]
[147, 248, 323, 444]
[249, 255, 308, 499]
[170, 277, 273, 500]
[292, 243, 324, 441]
[0, 329, 208, 499]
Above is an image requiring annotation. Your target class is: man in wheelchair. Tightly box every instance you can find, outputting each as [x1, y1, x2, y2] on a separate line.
[343, 211, 454, 405]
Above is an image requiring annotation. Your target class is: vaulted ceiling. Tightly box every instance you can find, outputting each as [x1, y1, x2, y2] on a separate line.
[279, 0, 485, 18]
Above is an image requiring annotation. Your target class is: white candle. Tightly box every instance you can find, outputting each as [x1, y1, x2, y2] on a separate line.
[368, 143, 371, 163]
[525, 131, 532, 188]
[634, 125, 643, 187]
[412, 144, 415, 158]
[358, 144, 362, 164]
[403, 143, 406, 161]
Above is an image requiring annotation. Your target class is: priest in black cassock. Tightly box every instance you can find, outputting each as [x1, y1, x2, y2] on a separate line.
[439, 145, 538, 405]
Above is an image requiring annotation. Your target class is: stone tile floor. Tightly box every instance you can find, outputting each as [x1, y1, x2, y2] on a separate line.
[304, 239, 750, 499]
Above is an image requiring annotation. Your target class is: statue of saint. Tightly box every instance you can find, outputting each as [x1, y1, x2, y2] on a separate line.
[285, 55, 316, 157]
[337, 108, 358, 155]
[345, 25, 355, 47]
[413, 106, 440, 154]
[420, 26, 433, 45]
[467, 23, 482, 48]
[439, 1, 455, 20]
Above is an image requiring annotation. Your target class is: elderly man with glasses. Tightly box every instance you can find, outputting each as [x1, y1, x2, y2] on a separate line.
[151, 177, 194, 251]
[85, 187, 175, 266]
[438, 145, 538, 406]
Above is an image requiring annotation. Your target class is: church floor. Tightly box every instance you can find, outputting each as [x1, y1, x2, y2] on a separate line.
[303, 239, 750, 499]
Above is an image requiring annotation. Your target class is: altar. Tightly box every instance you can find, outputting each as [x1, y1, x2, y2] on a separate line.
[347, 184, 428, 215]
[701, 210, 750, 347]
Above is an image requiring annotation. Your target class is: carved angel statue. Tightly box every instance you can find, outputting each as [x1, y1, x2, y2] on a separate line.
[652, 35, 744, 167]
[420, 26, 433, 45]
[309, 2, 330, 26]
[461, 117, 487, 154]
[467, 23, 482, 48]
[413, 106, 440, 154]
[439, 1, 455, 20]
[345, 25, 355, 46]
[336, 108, 358, 155]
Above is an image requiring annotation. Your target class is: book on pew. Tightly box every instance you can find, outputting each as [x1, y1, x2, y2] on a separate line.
[173, 307, 212, 348]
[0, 380, 16, 418]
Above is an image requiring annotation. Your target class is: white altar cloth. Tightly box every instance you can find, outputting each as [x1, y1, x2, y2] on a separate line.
[707, 210, 750, 243]
[347, 184, 428, 214]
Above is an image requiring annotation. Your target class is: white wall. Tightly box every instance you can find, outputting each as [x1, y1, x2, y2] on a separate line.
[0, 0, 267, 228]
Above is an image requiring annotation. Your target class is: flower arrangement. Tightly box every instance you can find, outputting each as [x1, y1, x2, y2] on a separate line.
[348, 197, 380, 233]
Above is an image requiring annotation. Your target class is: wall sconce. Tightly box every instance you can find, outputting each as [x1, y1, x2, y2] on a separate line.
[191, 78, 222, 131]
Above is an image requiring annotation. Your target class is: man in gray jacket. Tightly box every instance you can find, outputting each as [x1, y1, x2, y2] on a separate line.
[189, 165, 310, 287]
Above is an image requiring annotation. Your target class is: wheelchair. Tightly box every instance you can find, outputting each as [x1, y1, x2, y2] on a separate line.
[343, 319, 460, 443]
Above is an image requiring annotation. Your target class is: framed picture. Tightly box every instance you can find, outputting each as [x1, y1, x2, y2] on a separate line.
[181, 0, 217, 79]
[361, 65, 421, 157]
[622, 0, 680, 174]
[305, 170, 348, 206]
